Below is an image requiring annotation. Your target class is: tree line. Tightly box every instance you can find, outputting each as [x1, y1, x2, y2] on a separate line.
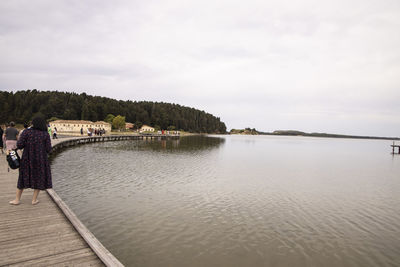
[0, 90, 227, 133]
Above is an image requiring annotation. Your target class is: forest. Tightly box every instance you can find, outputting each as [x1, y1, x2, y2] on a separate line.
[0, 90, 227, 133]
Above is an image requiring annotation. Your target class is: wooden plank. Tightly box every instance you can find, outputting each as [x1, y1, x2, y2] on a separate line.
[0, 232, 89, 266]
[7, 248, 103, 267]
[0, 220, 75, 242]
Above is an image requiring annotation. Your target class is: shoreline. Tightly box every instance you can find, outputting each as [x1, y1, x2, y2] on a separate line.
[229, 132, 400, 141]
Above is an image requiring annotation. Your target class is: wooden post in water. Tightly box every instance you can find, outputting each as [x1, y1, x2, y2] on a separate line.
[391, 141, 400, 154]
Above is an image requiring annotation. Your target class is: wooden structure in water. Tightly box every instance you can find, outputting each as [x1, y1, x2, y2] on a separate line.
[391, 142, 400, 154]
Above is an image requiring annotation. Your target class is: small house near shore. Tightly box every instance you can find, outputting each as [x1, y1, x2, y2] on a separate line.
[140, 125, 155, 133]
[125, 122, 135, 130]
[49, 120, 111, 134]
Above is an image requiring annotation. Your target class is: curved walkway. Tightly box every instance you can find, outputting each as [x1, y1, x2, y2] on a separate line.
[0, 137, 124, 266]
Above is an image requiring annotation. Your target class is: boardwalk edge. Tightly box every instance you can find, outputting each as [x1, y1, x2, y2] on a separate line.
[47, 135, 179, 266]
[47, 188, 124, 267]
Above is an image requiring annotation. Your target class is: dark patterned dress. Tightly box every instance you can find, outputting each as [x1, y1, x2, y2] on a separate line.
[17, 128, 52, 190]
[0, 127, 3, 148]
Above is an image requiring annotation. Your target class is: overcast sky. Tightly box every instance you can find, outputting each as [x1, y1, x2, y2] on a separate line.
[1, 0, 399, 136]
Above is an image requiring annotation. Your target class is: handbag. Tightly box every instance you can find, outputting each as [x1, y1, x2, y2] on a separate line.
[7, 150, 20, 169]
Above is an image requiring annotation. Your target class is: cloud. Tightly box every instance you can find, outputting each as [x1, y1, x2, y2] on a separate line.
[1, 0, 400, 136]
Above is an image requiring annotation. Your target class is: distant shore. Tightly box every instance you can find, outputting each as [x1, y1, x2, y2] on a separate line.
[230, 129, 400, 141]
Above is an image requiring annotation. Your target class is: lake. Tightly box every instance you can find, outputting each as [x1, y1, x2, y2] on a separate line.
[51, 135, 400, 267]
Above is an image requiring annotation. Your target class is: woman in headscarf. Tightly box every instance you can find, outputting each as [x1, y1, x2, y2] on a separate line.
[9, 116, 52, 205]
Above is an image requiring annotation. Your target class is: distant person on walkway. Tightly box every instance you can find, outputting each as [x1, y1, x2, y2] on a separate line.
[47, 124, 52, 136]
[53, 127, 58, 139]
[80, 127, 83, 135]
[9, 116, 52, 205]
[0, 125, 4, 154]
[19, 123, 29, 136]
[4, 122, 19, 151]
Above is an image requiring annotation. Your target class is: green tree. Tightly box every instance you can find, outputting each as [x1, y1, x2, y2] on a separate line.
[134, 121, 143, 130]
[63, 109, 75, 120]
[112, 115, 126, 131]
[48, 117, 59, 122]
[81, 102, 89, 120]
[0, 90, 227, 133]
[104, 114, 115, 124]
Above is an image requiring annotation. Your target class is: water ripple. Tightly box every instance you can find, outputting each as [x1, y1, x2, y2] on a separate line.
[51, 136, 400, 267]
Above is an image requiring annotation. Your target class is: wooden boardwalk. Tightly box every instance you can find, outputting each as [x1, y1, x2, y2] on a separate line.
[0, 134, 179, 266]
[0, 137, 125, 266]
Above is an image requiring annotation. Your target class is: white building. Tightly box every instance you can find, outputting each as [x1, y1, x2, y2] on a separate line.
[140, 125, 155, 132]
[49, 120, 111, 134]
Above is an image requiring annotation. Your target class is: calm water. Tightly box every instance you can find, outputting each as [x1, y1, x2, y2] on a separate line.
[51, 135, 400, 267]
